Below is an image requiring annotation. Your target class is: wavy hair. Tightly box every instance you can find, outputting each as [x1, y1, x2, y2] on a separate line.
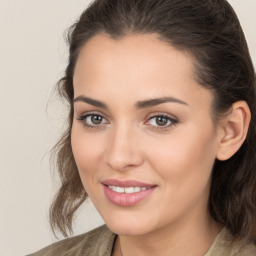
[49, 0, 256, 243]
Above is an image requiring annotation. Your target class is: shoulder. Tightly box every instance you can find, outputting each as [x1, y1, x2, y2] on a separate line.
[205, 227, 256, 256]
[232, 241, 256, 256]
[27, 225, 116, 256]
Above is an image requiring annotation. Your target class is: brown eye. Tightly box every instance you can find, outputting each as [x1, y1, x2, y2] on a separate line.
[91, 114, 103, 124]
[155, 116, 168, 126]
[147, 115, 178, 128]
[77, 113, 107, 127]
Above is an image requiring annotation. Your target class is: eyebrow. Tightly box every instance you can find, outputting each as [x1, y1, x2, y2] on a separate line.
[73, 95, 108, 109]
[135, 97, 188, 109]
[73, 95, 188, 109]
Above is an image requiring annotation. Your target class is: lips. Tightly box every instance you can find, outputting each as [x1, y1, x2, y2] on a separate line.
[101, 179, 157, 207]
[102, 179, 155, 188]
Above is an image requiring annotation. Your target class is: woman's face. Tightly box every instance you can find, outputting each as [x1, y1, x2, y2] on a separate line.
[72, 34, 222, 236]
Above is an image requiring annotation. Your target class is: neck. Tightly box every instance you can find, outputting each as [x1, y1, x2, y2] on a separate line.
[113, 214, 223, 256]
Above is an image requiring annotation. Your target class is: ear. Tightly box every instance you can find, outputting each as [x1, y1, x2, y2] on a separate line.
[216, 101, 251, 161]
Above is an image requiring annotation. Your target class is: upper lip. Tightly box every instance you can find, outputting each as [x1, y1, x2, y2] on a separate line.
[101, 179, 156, 188]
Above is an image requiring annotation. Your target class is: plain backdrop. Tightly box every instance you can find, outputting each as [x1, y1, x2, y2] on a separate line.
[0, 1, 255, 255]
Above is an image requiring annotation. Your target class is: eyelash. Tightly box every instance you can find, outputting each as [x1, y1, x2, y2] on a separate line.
[76, 113, 108, 129]
[145, 114, 178, 131]
[76, 113, 179, 131]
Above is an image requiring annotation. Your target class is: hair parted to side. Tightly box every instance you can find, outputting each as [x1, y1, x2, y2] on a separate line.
[50, 0, 256, 243]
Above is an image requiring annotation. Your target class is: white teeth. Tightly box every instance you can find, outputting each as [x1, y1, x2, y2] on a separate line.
[109, 185, 124, 193]
[134, 187, 141, 192]
[124, 187, 133, 193]
[108, 185, 149, 193]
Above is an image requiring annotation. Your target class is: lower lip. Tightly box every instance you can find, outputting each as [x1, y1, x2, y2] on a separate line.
[103, 185, 156, 207]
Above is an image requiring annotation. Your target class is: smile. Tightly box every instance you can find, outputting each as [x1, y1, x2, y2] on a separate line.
[107, 185, 150, 193]
[102, 179, 157, 207]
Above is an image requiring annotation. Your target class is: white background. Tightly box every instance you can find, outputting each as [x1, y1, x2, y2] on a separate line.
[0, 1, 255, 256]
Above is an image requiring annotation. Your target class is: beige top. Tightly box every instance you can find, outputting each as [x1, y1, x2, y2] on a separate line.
[27, 225, 256, 256]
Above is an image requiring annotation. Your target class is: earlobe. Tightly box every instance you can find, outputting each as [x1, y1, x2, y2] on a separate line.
[216, 101, 251, 161]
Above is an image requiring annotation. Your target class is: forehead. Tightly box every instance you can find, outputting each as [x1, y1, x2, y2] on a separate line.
[73, 33, 212, 112]
[74, 33, 195, 87]
[77, 33, 192, 61]
[75, 33, 195, 71]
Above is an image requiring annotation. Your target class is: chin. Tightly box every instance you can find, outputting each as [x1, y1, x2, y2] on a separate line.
[102, 213, 157, 236]
[107, 222, 150, 236]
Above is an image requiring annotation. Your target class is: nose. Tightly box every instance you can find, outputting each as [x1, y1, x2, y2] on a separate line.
[105, 124, 144, 171]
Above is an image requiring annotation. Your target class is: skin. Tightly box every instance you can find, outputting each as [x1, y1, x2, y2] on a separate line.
[71, 33, 226, 256]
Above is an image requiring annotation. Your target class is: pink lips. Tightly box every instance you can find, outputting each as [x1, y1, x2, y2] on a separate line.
[102, 179, 157, 207]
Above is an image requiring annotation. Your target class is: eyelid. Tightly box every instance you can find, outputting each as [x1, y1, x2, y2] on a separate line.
[75, 110, 179, 131]
[75, 106, 114, 119]
[76, 112, 109, 128]
[145, 112, 178, 122]
[77, 111, 103, 119]
[144, 113, 179, 130]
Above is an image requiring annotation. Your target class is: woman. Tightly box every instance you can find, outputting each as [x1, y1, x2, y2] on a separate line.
[29, 0, 256, 255]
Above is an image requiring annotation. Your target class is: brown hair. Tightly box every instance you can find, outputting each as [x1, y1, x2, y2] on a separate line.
[50, 0, 256, 243]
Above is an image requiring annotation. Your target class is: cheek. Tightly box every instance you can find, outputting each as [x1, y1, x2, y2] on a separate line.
[146, 123, 217, 192]
[71, 127, 105, 185]
[143, 125, 217, 219]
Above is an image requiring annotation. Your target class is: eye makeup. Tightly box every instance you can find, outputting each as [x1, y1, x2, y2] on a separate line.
[76, 111, 179, 132]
